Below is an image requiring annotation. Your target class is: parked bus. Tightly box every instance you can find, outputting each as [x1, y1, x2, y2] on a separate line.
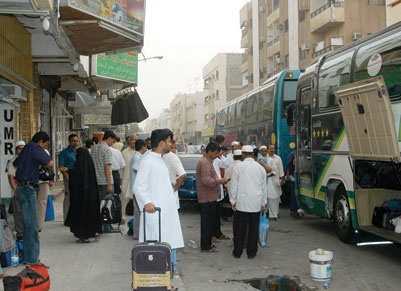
[215, 69, 301, 161]
[287, 21, 401, 243]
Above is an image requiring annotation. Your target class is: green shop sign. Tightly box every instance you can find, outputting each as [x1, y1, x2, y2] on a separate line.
[95, 52, 138, 83]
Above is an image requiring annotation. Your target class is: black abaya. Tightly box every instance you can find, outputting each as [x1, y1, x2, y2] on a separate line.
[66, 147, 102, 239]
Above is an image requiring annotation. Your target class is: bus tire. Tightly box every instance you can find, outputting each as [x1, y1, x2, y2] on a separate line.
[334, 186, 356, 243]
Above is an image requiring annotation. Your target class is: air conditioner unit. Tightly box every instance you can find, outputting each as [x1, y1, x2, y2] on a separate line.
[302, 3, 310, 10]
[352, 32, 363, 40]
[31, 0, 54, 10]
[259, 36, 266, 42]
[259, 6, 265, 13]
[301, 43, 310, 51]
[73, 113, 85, 129]
[244, 48, 250, 54]
[0, 84, 23, 99]
[276, 23, 283, 30]
[275, 56, 282, 64]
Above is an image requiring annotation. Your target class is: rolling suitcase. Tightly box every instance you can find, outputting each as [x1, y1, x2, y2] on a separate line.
[132, 207, 172, 291]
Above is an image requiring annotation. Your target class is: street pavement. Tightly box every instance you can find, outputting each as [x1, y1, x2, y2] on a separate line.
[3, 182, 401, 290]
[2, 183, 188, 291]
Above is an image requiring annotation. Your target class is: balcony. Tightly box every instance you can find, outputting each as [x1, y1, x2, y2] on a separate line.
[310, 2, 344, 33]
[312, 38, 344, 59]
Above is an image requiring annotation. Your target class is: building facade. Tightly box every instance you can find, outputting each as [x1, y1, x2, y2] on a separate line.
[202, 53, 242, 142]
[240, 0, 388, 92]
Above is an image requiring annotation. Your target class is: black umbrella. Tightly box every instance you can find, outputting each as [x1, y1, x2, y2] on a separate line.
[111, 90, 149, 125]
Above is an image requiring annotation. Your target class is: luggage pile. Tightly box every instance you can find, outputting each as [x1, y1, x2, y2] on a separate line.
[372, 199, 401, 232]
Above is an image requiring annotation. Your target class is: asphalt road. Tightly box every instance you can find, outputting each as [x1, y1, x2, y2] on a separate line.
[177, 201, 401, 291]
[3, 193, 401, 291]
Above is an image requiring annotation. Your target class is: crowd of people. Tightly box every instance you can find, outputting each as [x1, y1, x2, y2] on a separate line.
[196, 135, 301, 259]
[2, 128, 300, 281]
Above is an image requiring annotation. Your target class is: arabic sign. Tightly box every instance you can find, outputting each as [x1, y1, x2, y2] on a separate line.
[93, 51, 138, 83]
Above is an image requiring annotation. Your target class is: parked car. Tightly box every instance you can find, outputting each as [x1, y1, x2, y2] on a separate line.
[177, 154, 202, 201]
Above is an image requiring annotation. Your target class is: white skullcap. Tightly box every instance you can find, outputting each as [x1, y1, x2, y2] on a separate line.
[260, 145, 267, 150]
[16, 140, 25, 148]
[231, 141, 240, 146]
[233, 149, 242, 156]
[241, 145, 254, 153]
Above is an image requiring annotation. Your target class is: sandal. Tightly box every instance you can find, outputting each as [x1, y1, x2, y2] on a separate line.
[76, 239, 90, 244]
[219, 234, 230, 240]
[211, 236, 220, 243]
[201, 247, 219, 253]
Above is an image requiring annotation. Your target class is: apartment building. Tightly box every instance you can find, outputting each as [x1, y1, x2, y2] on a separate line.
[241, 0, 388, 92]
[170, 91, 205, 145]
[387, 0, 401, 25]
[202, 53, 242, 142]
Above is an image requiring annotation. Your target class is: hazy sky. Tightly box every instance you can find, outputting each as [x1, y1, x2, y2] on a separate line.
[137, 0, 248, 123]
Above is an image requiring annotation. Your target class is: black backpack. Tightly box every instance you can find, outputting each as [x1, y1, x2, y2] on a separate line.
[100, 193, 122, 224]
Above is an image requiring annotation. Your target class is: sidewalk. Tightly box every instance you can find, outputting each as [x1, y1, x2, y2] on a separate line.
[1, 183, 187, 291]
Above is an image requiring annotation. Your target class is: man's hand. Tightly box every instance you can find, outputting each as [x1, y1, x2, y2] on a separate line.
[144, 203, 156, 213]
[218, 178, 228, 185]
[261, 205, 267, 212]
[231, 203, 237, 211]
[107, 183, 113, 194]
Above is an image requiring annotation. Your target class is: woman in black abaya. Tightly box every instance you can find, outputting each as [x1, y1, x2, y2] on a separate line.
[66, 147, 102, 243]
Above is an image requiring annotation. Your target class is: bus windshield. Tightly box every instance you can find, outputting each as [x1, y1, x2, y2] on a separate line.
[282, 80, 298, 113]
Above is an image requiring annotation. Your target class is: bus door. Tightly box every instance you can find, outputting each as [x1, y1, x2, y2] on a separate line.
[296, 85, 314, 209]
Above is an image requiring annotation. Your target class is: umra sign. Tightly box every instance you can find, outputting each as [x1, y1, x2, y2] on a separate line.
[1, 104, 15, 198]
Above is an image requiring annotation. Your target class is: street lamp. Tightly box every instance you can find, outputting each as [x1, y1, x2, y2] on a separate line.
[138, 55, 163, 62]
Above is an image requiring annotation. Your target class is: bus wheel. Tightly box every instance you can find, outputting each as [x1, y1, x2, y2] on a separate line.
[334, 188, 355, 243]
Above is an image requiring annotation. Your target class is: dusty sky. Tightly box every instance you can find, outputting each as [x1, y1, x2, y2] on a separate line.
[137, 0, 248, 123]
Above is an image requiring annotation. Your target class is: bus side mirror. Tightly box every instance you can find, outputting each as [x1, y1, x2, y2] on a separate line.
[286, 103, 295, 126]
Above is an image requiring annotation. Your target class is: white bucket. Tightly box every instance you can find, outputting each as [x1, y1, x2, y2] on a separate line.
[308, 249, 333, 281]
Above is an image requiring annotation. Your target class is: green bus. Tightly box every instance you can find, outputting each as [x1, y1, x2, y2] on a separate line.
[288, 21, 401, 243]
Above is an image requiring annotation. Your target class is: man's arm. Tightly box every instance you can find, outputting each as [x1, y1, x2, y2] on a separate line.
[104, 163, 113, 193]
[173, 174, 186, 191]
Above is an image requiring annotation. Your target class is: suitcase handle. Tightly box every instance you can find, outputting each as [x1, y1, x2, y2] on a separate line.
[143, 207, 161, 242]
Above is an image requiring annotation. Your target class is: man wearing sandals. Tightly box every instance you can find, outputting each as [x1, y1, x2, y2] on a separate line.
[196, 142, 228, 253]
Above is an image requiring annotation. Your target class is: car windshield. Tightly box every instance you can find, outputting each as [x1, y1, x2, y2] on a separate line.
[179, 156, 200, 171]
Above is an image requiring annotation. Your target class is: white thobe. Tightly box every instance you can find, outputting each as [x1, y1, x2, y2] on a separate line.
[266, 154, 284, 199]
[121, 147, 135, 198]
[133, 151, 184, 249]
[213, 157, 227, 201]
[163, 152, 186, 209]
[230, 158, 267, 212]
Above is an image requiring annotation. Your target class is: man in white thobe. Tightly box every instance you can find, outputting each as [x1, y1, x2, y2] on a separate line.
[134, 129, 184, 267]
[121, 133, 138, 220]
[230, 145, 267, 259]
[266, 144, 285, 220]
[163, 139, 186, 209]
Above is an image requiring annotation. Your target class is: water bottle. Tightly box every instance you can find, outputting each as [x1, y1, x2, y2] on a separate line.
[11, 246, 19, 267]
[187, 240, 198, 248]
[323, 281, 331, 289]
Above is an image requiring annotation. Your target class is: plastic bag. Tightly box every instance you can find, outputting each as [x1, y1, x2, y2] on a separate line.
[45, 195, 54, 221]
[258, 211, 269, 247]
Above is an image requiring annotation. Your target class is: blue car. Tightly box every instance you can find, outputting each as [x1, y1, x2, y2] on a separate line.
[177, 154, 202, 201]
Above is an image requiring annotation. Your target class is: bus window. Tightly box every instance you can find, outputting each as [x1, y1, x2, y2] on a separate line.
[237, 98, 246, 126]
[260, 85, 274, 125]
[246, 93, 258, 124]
[354, 30, 401, 99]
[216, 107, 226, 130]
[282, 80, 298, 116]
[227, 103, 236, 128]
[318, 51, 353, 109]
